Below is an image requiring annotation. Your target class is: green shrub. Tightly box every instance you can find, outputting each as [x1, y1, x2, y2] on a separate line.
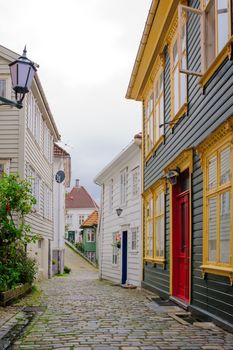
[0, 174, 38, 292]
[64, 266, 71, 274]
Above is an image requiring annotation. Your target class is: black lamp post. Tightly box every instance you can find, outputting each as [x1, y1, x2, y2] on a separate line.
[0, 47, 37, 109]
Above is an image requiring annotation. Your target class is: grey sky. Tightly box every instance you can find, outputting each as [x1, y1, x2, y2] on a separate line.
[0, 0, 151, 202]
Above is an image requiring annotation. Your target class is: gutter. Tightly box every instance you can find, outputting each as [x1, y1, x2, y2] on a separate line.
[126, 0, 160, 100]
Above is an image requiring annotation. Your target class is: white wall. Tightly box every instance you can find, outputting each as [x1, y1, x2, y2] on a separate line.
[96, 141, 142, 286]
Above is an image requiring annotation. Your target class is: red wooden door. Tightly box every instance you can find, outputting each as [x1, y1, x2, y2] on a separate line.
[173, 191, 190, 301]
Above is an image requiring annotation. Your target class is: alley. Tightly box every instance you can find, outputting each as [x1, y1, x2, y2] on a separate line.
[12, 247, 233, 350]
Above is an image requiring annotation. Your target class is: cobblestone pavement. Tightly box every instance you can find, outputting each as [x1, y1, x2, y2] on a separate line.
[10, 246, 233, 349]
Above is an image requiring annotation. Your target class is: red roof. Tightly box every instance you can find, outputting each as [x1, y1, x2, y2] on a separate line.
[66, 186, 98, 209]
[54, 143, 70, 157]
[81, 210, 98, 227]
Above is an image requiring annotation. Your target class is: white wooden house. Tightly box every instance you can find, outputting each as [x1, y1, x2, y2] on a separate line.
[52, 143, 71, 275]
[94, 133, 142, 286]
[0, 45, 60, 279]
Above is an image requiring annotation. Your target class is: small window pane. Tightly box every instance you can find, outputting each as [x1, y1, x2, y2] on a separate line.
[208, 156, 217, 190]
[173, 40, 178, 65]
[205, 0, 216, 68]
[208, 196, 217, 262]
[220, 146, 230, 185]
[174, 66, 179, 115]
[217, 0, 229, 52]
[0, 80, 6, 97]
[220, 191, 230, 263]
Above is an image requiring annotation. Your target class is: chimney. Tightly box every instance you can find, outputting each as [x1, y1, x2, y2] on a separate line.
[75, 179, 80, 187]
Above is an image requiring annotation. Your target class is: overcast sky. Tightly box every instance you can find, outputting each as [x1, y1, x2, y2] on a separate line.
[0, 0, 151, 202]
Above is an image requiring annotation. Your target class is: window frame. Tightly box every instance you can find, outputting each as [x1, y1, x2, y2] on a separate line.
[144, 180, 166, 264]
[120, 167, 128, 206]
[200, 130, 233, 283]
[131, 166, 139, 198]
[170, 23, 188, 124]
[0, 159, 10, 175]
[0, 76, 11, 106]
[178, 1, 233, 87]
[144, 65, 165, 159]
[131, 227, 139, 252]
[112, 232, 119, 265]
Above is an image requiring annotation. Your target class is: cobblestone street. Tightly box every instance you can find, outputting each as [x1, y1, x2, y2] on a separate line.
[7, 246, 233, 349]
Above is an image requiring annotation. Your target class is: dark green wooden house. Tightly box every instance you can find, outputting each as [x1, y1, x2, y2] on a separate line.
[127, 0, 233, 332]
[80, 210, 98, 263]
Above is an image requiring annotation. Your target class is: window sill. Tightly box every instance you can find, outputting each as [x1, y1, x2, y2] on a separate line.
[201, 264, 233, 285]
[171, 103, 188, 128]
[199, 36, 233, 88]
[144, 257, 166, 266]
[145, 136, 164, 162]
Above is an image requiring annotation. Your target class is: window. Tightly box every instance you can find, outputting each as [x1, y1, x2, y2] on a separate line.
[203, 0, 231, 70]
[109, 179, 114, 211]
[0, 159, 10, 176]
[144, 182, 166, 263]
[205, 144, 231, 265]
[0, 79, 6, 97]
[112, 232, 119, 265]
[155, 191, 165, 258]
[0, 77, 10, 101]
[26, 92, 43, 146]
[145, 92, 154, 155]
[66, 214, 73, 226]
[43, 122, 53, 163]
[44, 184, 52, 220]
[145, 68, 164, 157]
[26, 165, 41, 213]
[120, 168, 128, 206]
[145, 195, 154, 259]
[199, 125, 233, 282]
[132, 166, 139, 197]
[87, 229, 95, 242]
[178, 1, 232, 85]
[79, 215, 85, 225]
[171, 24, 187, 120]
[131, 227, 139, 251]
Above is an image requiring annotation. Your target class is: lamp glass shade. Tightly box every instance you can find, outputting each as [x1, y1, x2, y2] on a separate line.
[9, 50, 37, 100]
[116, 208, 123, 217]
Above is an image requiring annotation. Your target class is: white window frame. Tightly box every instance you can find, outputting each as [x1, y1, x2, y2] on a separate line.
[87, 228, 95, 242]
[0, 75, 11, 101]
[0, 159, 10, 175]
[178, 1, 232, 77]
[131, 227, 139, 252]
[132, 166, 139, 198]
[109, 179, 114, 212]
[112, 232, 119, 265]
[79, 215, 85, 226]
[120, 167, 128, 206]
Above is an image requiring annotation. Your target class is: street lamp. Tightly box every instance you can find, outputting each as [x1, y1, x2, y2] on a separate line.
[0, 47, 37, 109]
[116, 208, 123, 217]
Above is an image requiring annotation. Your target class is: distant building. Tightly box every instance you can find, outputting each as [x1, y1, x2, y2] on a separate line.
[65, 179, 98, 243]
[80, 210, 99, 264]
[52, 143, 71, 276]
[0, 45, 60, 279]
[94, 134, 142, 287]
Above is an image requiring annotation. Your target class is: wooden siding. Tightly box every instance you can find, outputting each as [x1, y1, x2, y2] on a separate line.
[142, 0, 233, 325]
[97, 143, 142, 286]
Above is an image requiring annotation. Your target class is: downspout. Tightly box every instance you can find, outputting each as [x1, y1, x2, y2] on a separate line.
[98, 183, 104, 280]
